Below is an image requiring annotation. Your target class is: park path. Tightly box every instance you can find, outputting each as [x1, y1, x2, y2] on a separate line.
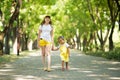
[0, 49, 120, 80]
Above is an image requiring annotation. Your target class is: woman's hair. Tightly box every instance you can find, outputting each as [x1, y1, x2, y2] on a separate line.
[41, 16, 52, 25]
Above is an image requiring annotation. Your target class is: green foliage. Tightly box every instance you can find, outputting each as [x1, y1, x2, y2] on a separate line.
[85, 47, 120, 61]
[0, 0, 12, 24]
[30, 0, 57, 5]
[0, 50, 35, 64]
[0, 0, 119, 52]
[105, 47, 120, 60]
[0, 54, 18, 64]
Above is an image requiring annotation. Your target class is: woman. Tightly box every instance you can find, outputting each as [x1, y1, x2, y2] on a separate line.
[38, 16, 54, 72]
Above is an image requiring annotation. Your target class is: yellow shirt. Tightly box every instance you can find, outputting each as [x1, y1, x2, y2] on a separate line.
[59, 43, 69, 62]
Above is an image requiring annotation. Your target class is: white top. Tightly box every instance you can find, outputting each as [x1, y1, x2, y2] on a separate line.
[39, 24, 53, 42]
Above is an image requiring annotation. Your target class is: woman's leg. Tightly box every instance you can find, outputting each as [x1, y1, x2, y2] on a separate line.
[45, 44, 51, 71]
[41, 46, 46, 69]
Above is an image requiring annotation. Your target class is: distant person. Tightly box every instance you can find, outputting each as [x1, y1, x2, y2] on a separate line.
[37, 16, 54, 72]
[52, 36, 70, 71]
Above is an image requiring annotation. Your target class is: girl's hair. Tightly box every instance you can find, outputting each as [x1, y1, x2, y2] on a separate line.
[41, 16, 52, 25]
[58, 36, 64, 40]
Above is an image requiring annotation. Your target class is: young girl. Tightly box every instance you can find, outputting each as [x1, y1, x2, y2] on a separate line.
[52, 36, 70, 71]
[37, 16, 54, 72]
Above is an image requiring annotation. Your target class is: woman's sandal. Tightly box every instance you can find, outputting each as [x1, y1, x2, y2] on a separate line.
[43, 68, 47, 71]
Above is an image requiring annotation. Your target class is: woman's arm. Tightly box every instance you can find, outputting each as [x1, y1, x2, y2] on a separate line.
[37, 29, 42, 47]
[50, 26, 54, 50]
[38, 30, 42, 40]
[50, 27, 54, 42]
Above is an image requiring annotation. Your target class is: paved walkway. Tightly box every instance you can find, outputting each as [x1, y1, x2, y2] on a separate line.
[0, 49, 120, 80]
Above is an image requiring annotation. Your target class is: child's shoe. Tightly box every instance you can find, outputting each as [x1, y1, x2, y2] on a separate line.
[62, 68, 65, 71]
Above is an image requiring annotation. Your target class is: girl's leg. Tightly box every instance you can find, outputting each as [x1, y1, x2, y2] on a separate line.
[45, 44, 51, 71]
[66, 62, 69, 70]
[62, 61, 65, 71]
[41, 46, 46, 70]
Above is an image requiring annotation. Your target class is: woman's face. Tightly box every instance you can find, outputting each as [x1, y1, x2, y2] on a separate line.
[45, 17, 50, 24]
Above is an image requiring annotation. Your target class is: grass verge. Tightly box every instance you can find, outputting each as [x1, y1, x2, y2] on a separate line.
[85, 47, 120, 61]
[0, 50, 36, 65]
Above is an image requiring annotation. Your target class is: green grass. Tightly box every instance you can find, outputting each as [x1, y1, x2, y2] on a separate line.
[0, 50, 35, 65]
[85, 47, 120, 61]
[0, 54, 18, 64]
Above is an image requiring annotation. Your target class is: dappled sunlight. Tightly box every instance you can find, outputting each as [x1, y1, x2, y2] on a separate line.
[13, 75, 43, 80]
[109, 77, 120, 80]
[92, 60, 120, 65]
[47, 74, 59, 78]
[78, 70, 93, 73]
[0, 64, 14, 72]
[87, 74, 109, 77]
[0, 50, 120, 80]
[0, 68, 13, 72]
[110, 62, 120, 65]
[107, 68, 120, 71]
[70, 67, 80, 70]
[52, 64, 61, 69]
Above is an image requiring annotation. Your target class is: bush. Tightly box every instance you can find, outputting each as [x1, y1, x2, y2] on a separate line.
[85, 47, 120, 61]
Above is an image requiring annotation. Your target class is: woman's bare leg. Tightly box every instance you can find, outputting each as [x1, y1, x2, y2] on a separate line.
[41, 46, 46, 69]
[45, 45, 51, 71]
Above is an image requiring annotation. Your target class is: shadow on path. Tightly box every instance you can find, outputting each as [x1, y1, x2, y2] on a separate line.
[0, 50, 120, 80]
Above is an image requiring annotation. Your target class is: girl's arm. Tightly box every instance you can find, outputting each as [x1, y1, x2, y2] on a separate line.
[66, 43, 70, 57]
[52, 46, 59, 51]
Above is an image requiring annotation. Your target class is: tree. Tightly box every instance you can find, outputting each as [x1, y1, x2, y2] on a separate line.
[107, 0, 120, 50]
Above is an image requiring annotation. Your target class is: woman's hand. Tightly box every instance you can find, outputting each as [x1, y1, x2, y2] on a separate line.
[37, 38, 40, 48]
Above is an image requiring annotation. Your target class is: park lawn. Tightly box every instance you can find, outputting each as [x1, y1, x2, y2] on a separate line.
[0, 54, 18, 64]
[0, 50, 32, 65]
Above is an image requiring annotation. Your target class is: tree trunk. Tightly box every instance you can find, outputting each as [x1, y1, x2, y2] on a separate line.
[0, 33, 4, 55]
[76, 35, 80, 50]
[4, 0, 21, 54]
[21, 33, 28, 51]
[94, 33, 98, 50]
[109, 24, 115, 50]
[118, 12, 120, 31]
[107, 0, 119, 50]
[4, 27, 10, 54]
[83, 35, 87, 52]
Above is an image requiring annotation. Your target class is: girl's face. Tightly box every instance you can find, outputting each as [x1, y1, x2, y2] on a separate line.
[45, 17, 50, 24]
[58, 38, 65, 44]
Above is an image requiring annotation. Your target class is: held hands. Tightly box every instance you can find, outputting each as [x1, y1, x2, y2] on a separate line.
[51, 41, 56, 51]
[51, 43, 59, 51]
[51, 44, 55, 51]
